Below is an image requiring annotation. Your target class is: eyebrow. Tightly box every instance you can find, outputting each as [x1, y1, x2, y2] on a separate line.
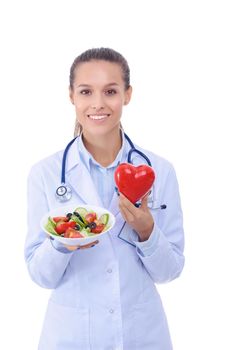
[77, 83, 119, 88]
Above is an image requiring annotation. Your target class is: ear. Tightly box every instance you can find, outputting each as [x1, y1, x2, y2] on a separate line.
[69, 87, 74, 105]
[124, 85, 132, 105]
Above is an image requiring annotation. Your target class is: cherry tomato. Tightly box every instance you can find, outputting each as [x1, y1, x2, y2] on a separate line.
[55, 221, 76, 234]
[53, 216, 69, 223]
[64, 228, 84, 238]
[85, 212, 97, 224]
[91, 223, 105, 234]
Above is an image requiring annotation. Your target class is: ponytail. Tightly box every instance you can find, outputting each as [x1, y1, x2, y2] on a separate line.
[74, 120, 82, 137]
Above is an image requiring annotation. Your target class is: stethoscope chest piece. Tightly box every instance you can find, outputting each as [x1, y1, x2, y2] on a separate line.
[55, 183, 72, 202]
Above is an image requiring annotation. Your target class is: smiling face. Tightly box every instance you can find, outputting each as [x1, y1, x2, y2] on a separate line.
[69, 60, 132, 139]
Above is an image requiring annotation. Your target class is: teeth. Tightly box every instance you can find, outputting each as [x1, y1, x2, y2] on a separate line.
[88, 114, 109, 120]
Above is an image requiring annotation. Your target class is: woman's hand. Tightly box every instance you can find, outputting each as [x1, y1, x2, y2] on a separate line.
[118, 193, 154, 242]
[64, 240, 99, 251]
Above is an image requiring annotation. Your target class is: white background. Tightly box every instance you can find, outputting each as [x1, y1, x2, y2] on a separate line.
[0, 0, 232, 349]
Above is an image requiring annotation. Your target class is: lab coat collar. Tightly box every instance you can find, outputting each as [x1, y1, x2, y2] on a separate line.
[65, 136, 81, 172]
[63, 133, 131, 215]
[108, 134, 131, 216]
[64, 137, 102, 206]
[67, 166, 103, 207]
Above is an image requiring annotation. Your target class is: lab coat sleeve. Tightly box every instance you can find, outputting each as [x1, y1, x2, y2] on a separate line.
[24, 164, 74, 289]
[135, 164, 185, 283]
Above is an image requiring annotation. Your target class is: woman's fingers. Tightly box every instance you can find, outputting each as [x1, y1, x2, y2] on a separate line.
[64, 244, 79, 251]
[140, 193, 149, 210]
[119, 193, 137, 215]
[118, 193, 136, 223]
[79, 240, 99, 249]
[65, 240, 99, 251]
[118, 192, 154, 241]
[119, 204, 134, 223]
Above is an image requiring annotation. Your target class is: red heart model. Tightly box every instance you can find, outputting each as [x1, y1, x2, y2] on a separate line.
[114, 163, 156, 204]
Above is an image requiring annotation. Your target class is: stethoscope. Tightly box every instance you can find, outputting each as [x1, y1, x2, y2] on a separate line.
[55, 133, 166, 211]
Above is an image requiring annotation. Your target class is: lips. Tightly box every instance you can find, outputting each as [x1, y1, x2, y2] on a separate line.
[87, 114, 110, 120]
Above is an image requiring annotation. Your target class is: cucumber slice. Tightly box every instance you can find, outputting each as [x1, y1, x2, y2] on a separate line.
[99, 213, 109, 225]
[45, 217, 59, 235]
[81, 228, 96, 237]
[74, 207, 88, 224]
[71, 214, 85, 228]
[75, 207, 88, 217]
[103, 224, 110, 232]
[50, 217, 56, 225]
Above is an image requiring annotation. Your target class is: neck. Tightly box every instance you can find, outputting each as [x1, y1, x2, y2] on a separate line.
[82, 128, 122, 167]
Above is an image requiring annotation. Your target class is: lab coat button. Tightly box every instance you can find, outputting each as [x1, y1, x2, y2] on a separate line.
[107, 268, 112, 273]
[109, 308, 114, 314]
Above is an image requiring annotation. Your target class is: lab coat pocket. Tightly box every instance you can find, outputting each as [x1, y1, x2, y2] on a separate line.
[132, 299, 172, 350]
[38, 300, 90, 350]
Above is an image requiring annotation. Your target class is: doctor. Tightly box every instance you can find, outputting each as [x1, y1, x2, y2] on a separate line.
[25, 47, 185, 350]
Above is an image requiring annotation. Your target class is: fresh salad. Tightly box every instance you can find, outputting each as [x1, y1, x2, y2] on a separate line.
[44, 207, 110, 238]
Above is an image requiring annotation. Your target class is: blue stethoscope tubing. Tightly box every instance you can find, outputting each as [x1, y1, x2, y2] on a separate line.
[124, 133, 152, 166]
[56, 132, 152, 202]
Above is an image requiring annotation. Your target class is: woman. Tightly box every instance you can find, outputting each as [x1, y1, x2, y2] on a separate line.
[25, 47, 185, 349]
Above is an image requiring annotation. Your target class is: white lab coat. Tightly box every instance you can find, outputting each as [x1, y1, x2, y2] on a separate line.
[25, 137, 185, 350]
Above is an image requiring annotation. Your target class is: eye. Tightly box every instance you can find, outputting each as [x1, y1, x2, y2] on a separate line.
[105, 89, 117, 95]
[80, 89, 91, 95]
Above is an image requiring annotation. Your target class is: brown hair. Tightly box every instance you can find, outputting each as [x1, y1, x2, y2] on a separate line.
[70, 47, 130, 91]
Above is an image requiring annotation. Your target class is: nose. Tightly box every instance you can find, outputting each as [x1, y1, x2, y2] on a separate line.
[90, 92, 105, 110]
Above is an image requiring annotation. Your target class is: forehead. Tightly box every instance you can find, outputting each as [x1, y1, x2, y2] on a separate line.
[73, 60, 124, 86]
